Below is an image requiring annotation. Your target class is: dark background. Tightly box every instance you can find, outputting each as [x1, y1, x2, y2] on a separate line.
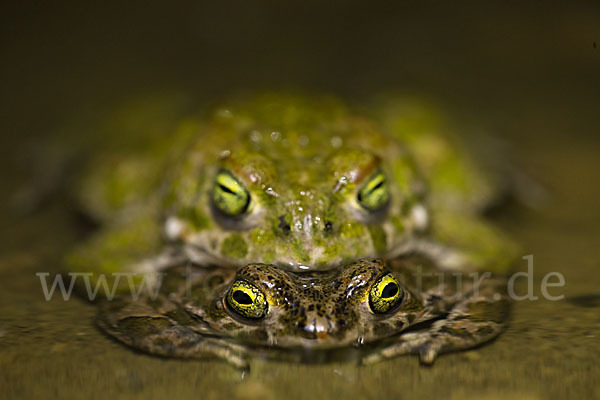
[2, 2, 599, 146]
[1, 2, 599, 399]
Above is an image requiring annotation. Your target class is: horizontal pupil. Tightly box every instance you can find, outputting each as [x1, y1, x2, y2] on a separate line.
[363, 175, 385, 194]
[218, 183, 237, 195]
[232, 290, 253, 305]
[369, 179, 385, 193]
[381, 282, 398, 298]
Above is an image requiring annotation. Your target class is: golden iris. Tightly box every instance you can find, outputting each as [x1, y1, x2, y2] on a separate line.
[369, 273, 403, 314]
[226, 280, 268, 319]
[357, 171, 389, 212]
[212, 170, 250, 216]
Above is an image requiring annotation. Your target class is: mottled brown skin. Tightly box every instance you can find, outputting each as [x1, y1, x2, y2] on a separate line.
[98, 257, 509, 369]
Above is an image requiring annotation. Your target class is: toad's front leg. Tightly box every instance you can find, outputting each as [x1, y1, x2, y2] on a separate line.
[97, 295, 250, 370]
[362, 278, 510, 365]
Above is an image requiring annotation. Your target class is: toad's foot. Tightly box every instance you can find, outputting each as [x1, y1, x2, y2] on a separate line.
[361, 285, 510, 365]
[97, 295, 250, 370]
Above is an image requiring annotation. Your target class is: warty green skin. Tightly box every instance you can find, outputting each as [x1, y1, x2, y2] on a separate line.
[98, 258, 510, 370]
[66, 93, 518, 287]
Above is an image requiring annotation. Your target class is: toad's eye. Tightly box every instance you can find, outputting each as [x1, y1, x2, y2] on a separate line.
[369, 273, 404, 314]
[212, 170, 250, 217]
[357, 171, 389, 212]
[226, 280, 268, 319]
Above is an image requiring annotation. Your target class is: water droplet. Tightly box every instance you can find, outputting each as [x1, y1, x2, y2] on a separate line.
[219, 149, 231, 159]
[249, 130, 261, 143]
[331, 136, 343, 148]
[215, 109, 233, 118]
[265, 187, 279, 197]
[299, 135, 309, 147]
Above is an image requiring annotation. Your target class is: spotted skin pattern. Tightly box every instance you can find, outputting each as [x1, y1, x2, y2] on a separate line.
[66, 94, 517, 368]
[67, 93, 517, 293]
[98, 257, 509, 369]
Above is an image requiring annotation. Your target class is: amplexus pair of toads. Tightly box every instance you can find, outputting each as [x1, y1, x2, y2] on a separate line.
[66, 93, 518, 368]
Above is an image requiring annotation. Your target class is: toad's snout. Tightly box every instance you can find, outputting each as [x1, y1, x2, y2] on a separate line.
[301, 317, 336, 341]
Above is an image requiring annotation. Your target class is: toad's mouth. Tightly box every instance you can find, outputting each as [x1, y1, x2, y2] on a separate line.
[218, 331, 422, 365]
[182, 234, 378, 273]
[212, 312, 443, 352]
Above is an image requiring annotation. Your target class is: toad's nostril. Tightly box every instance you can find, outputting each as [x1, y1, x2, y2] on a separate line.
[303, 319, 316, 334]
[303, 317, 335, 340]
[316, 331, 329, 340]
[278, 214, 291, 233]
